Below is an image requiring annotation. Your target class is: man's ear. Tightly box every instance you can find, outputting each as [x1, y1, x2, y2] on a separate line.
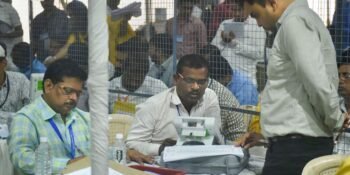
[173, 74, 180, 84]
[267, 0, 278, 11]
[43, 79, 54, 93]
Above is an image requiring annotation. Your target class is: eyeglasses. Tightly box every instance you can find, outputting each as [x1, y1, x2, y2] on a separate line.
[178, 73, 208, 86]
[339, 72, 350, 80]
[57, 85, 82, 97]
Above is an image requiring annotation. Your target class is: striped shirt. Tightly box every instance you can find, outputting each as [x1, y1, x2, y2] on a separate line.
[9, 96, 90, 174]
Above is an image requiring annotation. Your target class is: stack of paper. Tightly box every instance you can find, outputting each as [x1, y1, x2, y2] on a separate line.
[111, 2, 142, 21]
[163, 145, 244, 162]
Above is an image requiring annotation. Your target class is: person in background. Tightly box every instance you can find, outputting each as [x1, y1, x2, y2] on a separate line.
[208, 0, 239, 40]
[9, 59, 89, 174]
[44, 0, 88, 65]
[211, 0, 266, 86]
[107, 0, 136, 68]
[147, 34, 174, 87]
[11, 42, 46, 79]
[0, 42, 29, 122]
[335, 48, 350, 154]
[198, 44, 221, 60]
[236, 0, 349, 174]
[0, 0, 23, 54]
[126, 54, 223, 156]
[209, 55, 258, 105]
[166, 0, 207, 59]
[109, 52, 168, 114]
[31, 0, 68, 61]
[112, 36, 150, 78]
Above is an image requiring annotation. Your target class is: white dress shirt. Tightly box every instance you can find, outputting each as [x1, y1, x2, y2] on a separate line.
[211, 17, 266, 85]
[126, 87, 222, 156]
[261, 0, 343, 138]
[108, 76, 168, 113]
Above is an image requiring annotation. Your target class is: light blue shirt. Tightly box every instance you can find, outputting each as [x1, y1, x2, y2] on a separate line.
[228, 69, 258, 106]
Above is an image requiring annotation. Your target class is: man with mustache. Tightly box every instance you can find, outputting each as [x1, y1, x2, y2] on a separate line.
[126, 54, 223, 156]
[9, 59, 89, 174]
[335, 48, 350, 154]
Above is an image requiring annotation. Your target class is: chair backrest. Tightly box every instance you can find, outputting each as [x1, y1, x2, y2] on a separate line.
[108, 114, 134, 146]
[302, 154, 348, 175]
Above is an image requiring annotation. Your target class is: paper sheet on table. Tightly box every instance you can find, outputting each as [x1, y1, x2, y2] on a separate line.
[111, 2, 142, 21]
[163, 145, 244, 162]
[66, 167, 123, 175]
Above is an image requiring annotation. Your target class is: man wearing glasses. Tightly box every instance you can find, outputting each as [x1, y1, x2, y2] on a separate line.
[126, 54, 223, 156]
[9, 59, 89, 174]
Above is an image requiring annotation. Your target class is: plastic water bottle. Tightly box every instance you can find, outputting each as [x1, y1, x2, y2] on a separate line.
[112, 133, 126, 165]
[35, 137, 52, 175]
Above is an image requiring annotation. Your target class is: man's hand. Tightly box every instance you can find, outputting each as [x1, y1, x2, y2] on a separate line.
[221, 31, 235, 43]
[67, 156, 85, 165]
[158, 138, 177, 155]
[127, 149, 154, 165]
[343, 112, 350, 129]
[234, 132, 265, 149]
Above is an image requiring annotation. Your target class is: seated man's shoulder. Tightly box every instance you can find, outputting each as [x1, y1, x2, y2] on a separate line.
[7, 71, 28, 81]
[138, 88, 172, 108]
[204, 88, 218, 99]
[144, 76, 168, 89]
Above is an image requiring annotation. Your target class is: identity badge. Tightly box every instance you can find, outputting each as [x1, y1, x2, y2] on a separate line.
[176, 35, 183, 43]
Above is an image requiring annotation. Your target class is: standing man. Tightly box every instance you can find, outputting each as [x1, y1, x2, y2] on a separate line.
[31, 0, 68, 61]
[166, 0, 207, 59]
[9, 59, 89, 174]
[126, 54, 223, 156]
[237, 0, 347, 174]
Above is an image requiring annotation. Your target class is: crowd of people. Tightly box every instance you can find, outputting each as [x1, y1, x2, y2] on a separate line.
[1, 0, 350, 174]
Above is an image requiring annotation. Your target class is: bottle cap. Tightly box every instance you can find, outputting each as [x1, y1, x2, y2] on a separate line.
[40, 137, 48, 142]
[116, 133, 123, 139]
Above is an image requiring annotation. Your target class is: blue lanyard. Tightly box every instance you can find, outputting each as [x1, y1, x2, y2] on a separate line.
[48, 118, 75, 159]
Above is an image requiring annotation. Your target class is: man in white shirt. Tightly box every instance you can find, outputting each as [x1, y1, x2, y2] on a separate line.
[211, 0, 265, 85]
[109, 52, 168, 114]
[126, 54, 223, 156]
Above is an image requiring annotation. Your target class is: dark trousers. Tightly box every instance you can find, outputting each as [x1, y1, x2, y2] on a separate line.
[262, 135, 334, 175]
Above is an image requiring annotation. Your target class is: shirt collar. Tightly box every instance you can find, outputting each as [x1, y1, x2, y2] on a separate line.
[340, 97, 347, 113]
[170, 87, 204, 107]
[276, 0, 309, 29]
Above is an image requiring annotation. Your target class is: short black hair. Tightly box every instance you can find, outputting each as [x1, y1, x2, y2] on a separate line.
[240, 0, 265, 6]
[176, 54, 209, 75]
[0, 41, 7, 58]
[208, 55, 233, 80]
[198, 44, 221, 57]
[12, 42, 31, 69]
[122, 54, 150, 75]
[43, 59, 87, 89]
[149, 34, 173, 56]
[116, 36, 149, 55]
[338, 48, 350, 67]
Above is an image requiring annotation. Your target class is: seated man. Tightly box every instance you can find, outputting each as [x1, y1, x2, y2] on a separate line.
[335, 48, 350, 154]
[11, 42, 46, 79]
[109, 53, 168, 114]
[209, 55, 258, 105]
[9, 59, 89, 174]
[126, 54, 223, 156]
[147, 33, 174, 87]
[0, 42, 29, 119]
